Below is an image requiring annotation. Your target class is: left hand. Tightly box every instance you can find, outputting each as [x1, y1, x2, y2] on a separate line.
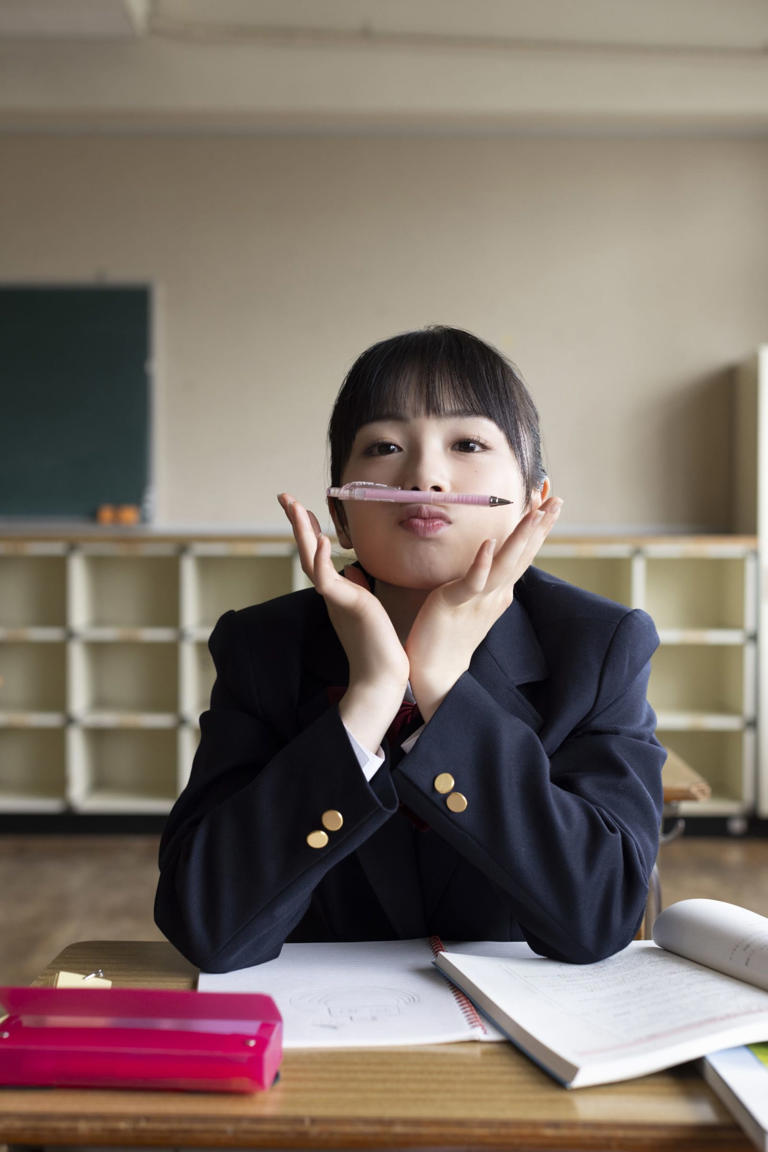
[406, 496, 563, 721]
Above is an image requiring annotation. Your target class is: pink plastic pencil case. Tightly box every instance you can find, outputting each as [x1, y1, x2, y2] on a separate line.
[0, 985, 282, 1093]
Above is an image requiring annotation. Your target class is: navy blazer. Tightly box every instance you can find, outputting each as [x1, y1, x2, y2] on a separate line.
[155, 566, 665, 972]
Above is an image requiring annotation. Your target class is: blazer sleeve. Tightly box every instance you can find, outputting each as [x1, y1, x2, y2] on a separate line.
[154, 609, 399, 971]
[394, 607, 665, 964]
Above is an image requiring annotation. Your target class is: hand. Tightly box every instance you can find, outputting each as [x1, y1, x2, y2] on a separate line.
[278, 494, 409, 751]
[406, 496, 564, 721]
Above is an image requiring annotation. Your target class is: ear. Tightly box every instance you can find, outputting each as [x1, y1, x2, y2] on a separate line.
[528, 476, 550, 512]
[328, 496, 353, 550]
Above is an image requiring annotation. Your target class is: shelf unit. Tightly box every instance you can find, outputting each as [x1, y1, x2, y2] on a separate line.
[0, 535, 307, 813]
[535, 537, 759, 818]
[734, 346, 768, 818]
[0, 531, 761, 819]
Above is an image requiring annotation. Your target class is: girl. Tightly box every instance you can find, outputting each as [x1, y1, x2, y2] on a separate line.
[155, 326, 665, 971]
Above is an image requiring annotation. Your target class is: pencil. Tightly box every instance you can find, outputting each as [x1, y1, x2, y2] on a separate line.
[327, 484, 512, 507]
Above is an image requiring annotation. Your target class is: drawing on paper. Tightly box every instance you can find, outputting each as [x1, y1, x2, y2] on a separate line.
[289, 985, 419, 1029]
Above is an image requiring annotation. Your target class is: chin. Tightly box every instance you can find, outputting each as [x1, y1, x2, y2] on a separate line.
[366, 557, 465, 591]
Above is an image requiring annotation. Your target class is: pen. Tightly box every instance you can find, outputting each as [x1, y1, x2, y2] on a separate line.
[327, 483, 512, 507]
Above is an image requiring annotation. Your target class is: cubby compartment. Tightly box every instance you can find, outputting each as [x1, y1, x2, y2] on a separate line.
[71, 549, 179, 630]
[0, 727, 67, 811]
[179, 639, 216, 723]
[68, 725, 179, 812]
[184, 549, 294, 631]
[69, 640, 179, 719]
[535, 553, 633, 607]
[0, 640, 67, 715]
[657, 729, 752, 814]
[0, 551, 67, 629]
[644, 556, 749, 633]
[648, 644, 749, 724]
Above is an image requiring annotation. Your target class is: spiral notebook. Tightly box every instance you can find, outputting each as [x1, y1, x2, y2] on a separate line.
[198, 937, 533, 1048]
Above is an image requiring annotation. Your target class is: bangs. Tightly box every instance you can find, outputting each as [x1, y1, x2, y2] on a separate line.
[356, 329, 500, 425]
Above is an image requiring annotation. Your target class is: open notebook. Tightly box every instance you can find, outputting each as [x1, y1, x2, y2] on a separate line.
[198, 937, 528, 1047]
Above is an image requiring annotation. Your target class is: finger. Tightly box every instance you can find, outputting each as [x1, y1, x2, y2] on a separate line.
[311, 532, 336, 592]
[461, 538, 496, 595]
[307, 508, 324, 538]
[314, 534, 360, 604]
[515, 498, 563, 566]
[281, 496, 322, 580]
[489, 498, 563, 584]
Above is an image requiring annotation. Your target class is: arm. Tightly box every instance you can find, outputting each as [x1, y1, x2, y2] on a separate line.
[154, 608, 399, 971]
[395, 606, 665, 963]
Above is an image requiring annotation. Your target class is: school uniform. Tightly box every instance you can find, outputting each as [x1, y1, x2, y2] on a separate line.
[155, 566, 665, 972]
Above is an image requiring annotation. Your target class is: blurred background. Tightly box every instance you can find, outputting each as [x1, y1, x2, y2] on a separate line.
[1, 0, 767, 983]
[2, 0, 767, 530]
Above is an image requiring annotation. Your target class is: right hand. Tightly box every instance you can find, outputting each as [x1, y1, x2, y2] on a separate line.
[278, 494, 409, 751]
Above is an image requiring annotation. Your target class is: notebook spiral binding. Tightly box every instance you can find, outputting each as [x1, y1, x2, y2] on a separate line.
[428, 935, 489, 1037]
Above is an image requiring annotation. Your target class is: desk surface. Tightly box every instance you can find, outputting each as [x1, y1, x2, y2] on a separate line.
[0, 939, 749, 1151]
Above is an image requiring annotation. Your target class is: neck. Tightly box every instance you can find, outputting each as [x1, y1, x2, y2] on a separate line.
[374, 581, 430, 643]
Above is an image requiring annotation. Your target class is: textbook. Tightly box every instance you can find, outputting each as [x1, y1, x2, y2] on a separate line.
[434, 899, 768, 1088]
[199, 937, 529, 1047]
[702, 1044, 768, 1151]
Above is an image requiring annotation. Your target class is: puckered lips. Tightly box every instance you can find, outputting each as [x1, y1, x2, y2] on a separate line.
[398, 502, 452, 538]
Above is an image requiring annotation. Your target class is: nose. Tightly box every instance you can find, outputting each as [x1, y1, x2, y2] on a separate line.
[395, 429, 451, 493]
[404, 447, 448, 493]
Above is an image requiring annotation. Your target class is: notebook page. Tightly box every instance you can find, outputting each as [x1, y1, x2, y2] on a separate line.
[199, 939, 532, 1048]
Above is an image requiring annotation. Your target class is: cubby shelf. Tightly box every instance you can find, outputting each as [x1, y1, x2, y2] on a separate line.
[534, 537, 759, 818]
[0, 530, 761, 819]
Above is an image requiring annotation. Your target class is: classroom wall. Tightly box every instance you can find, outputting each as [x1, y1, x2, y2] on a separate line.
[2, 133, 767, 533]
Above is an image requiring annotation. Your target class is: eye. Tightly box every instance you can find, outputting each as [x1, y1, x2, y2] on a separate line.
[363, 440, 401, 457]
[453, 438, 488, 453]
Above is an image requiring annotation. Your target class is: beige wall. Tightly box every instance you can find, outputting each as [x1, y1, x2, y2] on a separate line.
[2, 133, 767, 533]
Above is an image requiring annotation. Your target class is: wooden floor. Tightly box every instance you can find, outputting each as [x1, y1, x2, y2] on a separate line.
[1, 833, 767, 985]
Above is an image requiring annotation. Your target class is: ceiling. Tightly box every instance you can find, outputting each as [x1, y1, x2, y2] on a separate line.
[0, 0, 767, 133]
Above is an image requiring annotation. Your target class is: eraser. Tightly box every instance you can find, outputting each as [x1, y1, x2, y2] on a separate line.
[54, 970, 112, 989]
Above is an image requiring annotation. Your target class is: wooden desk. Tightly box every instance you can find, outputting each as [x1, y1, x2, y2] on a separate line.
[0, 940, 750, 1151]
[662, 748, 712, 805]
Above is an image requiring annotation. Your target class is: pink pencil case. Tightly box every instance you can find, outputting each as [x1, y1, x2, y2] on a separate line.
[0, 985, 282, 1093]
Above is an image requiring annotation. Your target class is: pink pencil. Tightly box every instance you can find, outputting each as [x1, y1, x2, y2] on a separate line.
[327, 482, 512, 507]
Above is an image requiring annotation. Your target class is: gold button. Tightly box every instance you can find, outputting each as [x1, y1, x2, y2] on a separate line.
[446, 791, 468, 813]
[306, 829, 329, 849]
[322, 809, 344, 832]
[434, 772, 455, 794]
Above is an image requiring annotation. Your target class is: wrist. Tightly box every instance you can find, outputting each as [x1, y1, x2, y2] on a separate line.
[410, 664, 465, 723]
[338, 680, 406, 753]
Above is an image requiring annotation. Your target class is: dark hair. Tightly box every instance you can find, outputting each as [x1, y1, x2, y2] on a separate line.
[328, 326, 547, 501]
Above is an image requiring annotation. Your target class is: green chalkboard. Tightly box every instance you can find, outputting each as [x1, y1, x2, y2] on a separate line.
[0, 286, 150, 519]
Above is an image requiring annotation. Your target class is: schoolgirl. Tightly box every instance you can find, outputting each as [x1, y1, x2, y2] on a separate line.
[155, 326, 664, 971]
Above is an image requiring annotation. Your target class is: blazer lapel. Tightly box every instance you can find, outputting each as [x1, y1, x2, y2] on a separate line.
[296, 598, 350, 730]
[468, 598, 547, 731]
